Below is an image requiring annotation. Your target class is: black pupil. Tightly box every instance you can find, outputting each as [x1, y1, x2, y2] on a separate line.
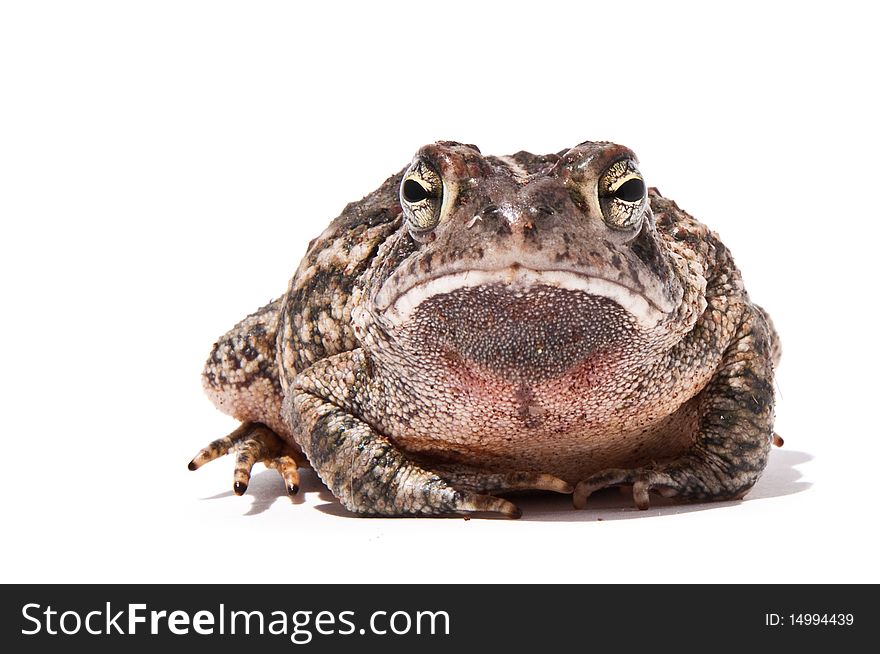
[614, 178, 645, 202]
[403, 179, 431, 203]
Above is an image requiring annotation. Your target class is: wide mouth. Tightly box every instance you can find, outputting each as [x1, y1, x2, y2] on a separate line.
[376, 282, 657, 382]
[377, 267, 673, 329]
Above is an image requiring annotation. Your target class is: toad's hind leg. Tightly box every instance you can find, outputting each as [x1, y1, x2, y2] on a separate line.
[188, 422, 308, 496]
[198, 297, 308, 496]
[202, 297, 291, 441]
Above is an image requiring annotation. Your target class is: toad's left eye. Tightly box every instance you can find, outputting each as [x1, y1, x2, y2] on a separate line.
[400, 160, 444, 231]
[599, 159, 648, 229]
[402, 179, 432, 203]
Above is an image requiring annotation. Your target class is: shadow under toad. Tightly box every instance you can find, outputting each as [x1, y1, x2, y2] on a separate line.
[200, 468, 334, 517]
[517, 447, 812, 522]
[203, 448, 811, 521]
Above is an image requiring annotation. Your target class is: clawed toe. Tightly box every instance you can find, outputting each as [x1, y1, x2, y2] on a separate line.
[187, 423, 254, 472]
[189, 422, 306, 497]
[432, 466, 574, 496]
[573, 468, 673, 511]
[266, 455, 301, 496]
[457, 492, 522, 519]
[572, 469, 630, 509]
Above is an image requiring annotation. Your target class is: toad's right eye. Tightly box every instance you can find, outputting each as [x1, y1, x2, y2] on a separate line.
[402, 179, 431, 203]
[400, 161, 443, 231]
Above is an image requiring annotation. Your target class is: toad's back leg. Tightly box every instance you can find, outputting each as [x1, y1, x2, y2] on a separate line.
[201, 297, 290, 440]
[195, 297, 308, 494]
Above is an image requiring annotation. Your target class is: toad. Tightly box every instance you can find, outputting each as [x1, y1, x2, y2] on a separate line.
[191, 140, 781, 518]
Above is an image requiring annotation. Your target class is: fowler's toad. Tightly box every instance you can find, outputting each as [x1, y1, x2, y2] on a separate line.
[191, 140, 781, 517]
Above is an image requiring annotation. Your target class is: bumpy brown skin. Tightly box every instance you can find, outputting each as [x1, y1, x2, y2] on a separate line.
[194, 140, 780, 518]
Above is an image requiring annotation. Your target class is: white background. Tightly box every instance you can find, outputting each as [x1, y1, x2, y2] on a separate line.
[2, 1, 878, 584]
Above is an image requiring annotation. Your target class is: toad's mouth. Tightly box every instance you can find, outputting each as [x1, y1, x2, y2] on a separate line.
[377, 267, 673, 329]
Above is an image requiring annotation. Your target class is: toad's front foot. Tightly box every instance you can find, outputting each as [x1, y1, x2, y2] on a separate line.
[573, 467, 691, 511]
[574, 306, 780, 511]
[291, 352, 527, 518]
[573, 435, 780, 511]
[188, 422, 307, 496]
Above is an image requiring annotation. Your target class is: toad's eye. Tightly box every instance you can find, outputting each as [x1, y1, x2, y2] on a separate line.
[400, 161, 444, 231]
[599, 159, 648, 229]
[402, 179, 431, 203]
[613, 178, 646, 203]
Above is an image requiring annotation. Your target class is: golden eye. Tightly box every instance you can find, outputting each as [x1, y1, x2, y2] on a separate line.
[599, 159, 647, 229]
[400, 161, 443, 231]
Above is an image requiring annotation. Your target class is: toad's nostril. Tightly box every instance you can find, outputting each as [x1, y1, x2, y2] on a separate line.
[533, 205, 555, 217]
